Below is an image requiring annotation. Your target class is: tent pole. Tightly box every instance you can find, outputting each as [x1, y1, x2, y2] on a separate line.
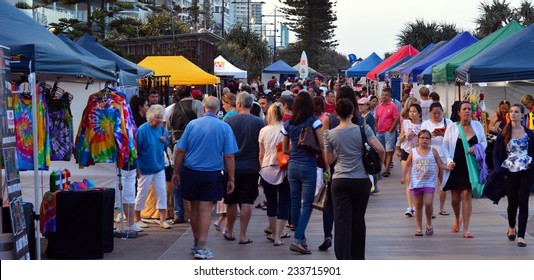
[29, 71, 41, 260]
[445, 82, 449, 117]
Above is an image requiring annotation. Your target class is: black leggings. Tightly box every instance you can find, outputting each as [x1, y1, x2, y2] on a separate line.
[505, 170, 533, 238]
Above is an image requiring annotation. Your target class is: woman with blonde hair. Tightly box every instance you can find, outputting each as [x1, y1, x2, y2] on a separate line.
[259, 102, 291, 246]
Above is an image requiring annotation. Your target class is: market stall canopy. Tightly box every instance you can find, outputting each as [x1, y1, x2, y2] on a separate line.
[432, 21, 523, 83]
[263, 60, 299, 74]
[75, 34, 153, 86]
[138, 55, 220, 85]
[346, 52, 383, 77]
[417, 51, 461, 85]
[389, 42, 443, 78]
[366, 45, 419, 81]
[0, 0, 116, 81]
[378, 55, 412, 81]
[213, 55, 247, 79]
[455, 23, 534, 83]
[401, 32, 478, 82]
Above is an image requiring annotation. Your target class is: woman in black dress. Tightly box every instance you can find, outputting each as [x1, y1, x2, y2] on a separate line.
[441, 101, 487, 238]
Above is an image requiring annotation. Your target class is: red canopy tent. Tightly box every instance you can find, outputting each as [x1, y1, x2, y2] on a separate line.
[366, 45, 419, 80]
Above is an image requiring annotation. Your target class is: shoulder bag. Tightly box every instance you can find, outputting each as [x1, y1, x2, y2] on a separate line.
[162, 127, 174, 182]
[359, 125, 382, 175]
[457, 123, 484, 198]
[298, 124, 321, 153]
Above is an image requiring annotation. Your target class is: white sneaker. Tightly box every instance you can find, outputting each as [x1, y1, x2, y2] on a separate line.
[194, 247, 214, 259]
[129, 223, 144, 232]
[405, 207, 414, 217]
[160, 221, 172, 229]
[115, 212, 125, 223]
[136, 221, 149, 228]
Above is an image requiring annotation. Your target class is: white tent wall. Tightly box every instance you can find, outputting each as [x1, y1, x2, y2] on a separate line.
[262, 73, 280, 86]
[19, 81, 118, 207]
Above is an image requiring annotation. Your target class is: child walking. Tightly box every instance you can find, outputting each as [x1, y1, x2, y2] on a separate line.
[399, 103, 422, 217]
[401, 130, 449, 236]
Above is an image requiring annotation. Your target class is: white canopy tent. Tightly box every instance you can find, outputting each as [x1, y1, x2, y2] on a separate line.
[213, 55, 247, 79]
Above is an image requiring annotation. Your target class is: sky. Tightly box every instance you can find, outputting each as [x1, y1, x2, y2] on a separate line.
[262, 0, 526, 60]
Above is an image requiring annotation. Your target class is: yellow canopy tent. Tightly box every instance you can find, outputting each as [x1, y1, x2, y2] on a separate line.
[138, 55, 220, 85]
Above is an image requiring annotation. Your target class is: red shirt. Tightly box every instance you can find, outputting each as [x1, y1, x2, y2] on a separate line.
[324, 102, 335, 114]
[375, 101, 399, 133]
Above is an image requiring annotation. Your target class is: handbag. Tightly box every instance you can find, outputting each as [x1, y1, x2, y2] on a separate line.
[457, 123, 485, 198]
[312, 178, 328, 211]
[298, 125, 321, 153]
[276, 142, 289, 169]
[359, 125, 381, 175]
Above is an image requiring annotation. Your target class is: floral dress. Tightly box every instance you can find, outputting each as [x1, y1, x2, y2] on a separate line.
[501, 134, 532, 172]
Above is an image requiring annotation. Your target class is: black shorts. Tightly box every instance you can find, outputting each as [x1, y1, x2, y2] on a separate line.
[180, 167, 224, 202]
[224, 173, 259, 205]
[401, 150, 410, 161]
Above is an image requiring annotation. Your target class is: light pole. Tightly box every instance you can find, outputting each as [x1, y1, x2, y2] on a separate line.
[262, 5, 279, 63]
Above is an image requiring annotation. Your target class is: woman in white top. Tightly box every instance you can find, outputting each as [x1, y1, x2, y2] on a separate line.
[258, 102, 291, 246]
[442, 101, 487, 238]
[399, 103, 422, 217]
[421, 102, 453, 216]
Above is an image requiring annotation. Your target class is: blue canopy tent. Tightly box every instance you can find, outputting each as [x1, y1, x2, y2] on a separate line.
[346, 52, 383, 77]
[0, 1, 116, 81]
[378, 55, 412, 82]
[417, 51, 462, 85]
[455, 24, 534, 83]
[262, 60, 298, 85]
[75, 34, 153, 86]
[401, 32, 478, 83]
[389, 42, 443, 79]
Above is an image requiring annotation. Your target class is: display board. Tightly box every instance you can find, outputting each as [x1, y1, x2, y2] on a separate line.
[0, 45, 30, 259]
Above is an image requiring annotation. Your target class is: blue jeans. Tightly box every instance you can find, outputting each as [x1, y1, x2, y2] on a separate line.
[288, 162, 317, 244]
[173, 185, 184, 219]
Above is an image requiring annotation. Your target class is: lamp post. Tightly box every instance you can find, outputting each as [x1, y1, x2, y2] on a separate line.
[262, 5, 279, 63]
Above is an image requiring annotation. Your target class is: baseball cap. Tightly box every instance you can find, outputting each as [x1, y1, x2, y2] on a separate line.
[279, 95, 294, 107]
[358, 97, 370, 104]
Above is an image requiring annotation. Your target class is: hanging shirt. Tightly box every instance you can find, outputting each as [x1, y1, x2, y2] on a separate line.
[47, 93, 73, 161]
[14, 86, 50, 170]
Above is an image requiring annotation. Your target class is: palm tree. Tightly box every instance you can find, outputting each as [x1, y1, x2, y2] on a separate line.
[513, 0, 534, 25]
[217, 24, 271, 80]
[396, 19, 460, 50]
[474, 0, 513, 38]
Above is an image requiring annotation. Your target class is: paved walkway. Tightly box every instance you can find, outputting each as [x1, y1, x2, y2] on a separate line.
[40, 157, 534, 260]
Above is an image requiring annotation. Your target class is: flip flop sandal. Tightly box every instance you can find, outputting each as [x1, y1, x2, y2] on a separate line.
[439, 210, 450, 216]
[281, 232, 291, 239]
[266, 234, 274, 242]
[264, 228, 272, 235]
[463, 232, 475, 238]
[273, 240, 285, 246]
[223, 233, 235, 241]
[426, 227, 434, 236]
[382, 172, 390, 177]
[415, 231, 424, 236]
[238, 239, 253, 244]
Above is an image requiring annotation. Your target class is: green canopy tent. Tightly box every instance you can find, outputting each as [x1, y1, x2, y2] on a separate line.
[432, 21, 523, 83]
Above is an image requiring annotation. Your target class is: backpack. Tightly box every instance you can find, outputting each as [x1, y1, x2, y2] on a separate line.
[167, 100, 197, 147]
[450, 101, 462, 122]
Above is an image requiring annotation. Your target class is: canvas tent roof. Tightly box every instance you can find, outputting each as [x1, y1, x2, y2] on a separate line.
[432, 22, 523, 83]
[0, 0, 116, 81]
[138, 56, 220, 85]
[214, 55, 247, 79]
[417, 51, 461, 85]
[400, 32, 478, 82]
[346, 53, 383, 77]
[263, 60, 299, 74]
[75, 34, 153, 85]
[378, 55, 412, 81]
[366, 45, 419, 80]
[455, 23, 534, 83]
[389, 42, 443, 78]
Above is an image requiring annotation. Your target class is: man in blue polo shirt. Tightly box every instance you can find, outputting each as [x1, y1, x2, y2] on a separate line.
[172, 96, 238, 260]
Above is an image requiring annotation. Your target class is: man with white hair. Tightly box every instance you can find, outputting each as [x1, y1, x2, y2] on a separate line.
[172, 96, 238, 259]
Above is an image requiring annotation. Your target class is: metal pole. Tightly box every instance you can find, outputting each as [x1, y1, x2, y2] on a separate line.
[29, 69, 41, 260]
[221, 0, 225, 36]
[247, 0, 250, 32]
[273, 6, 276, 63]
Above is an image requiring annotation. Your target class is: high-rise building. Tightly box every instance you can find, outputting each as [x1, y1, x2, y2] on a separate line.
[228, 1, 263, 32]
[280, 23, 289, 48]
[212, 0, 230, 34]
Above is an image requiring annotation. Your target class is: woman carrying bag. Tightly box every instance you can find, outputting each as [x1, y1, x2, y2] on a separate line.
[487, 104, 534, 247]
[441, 101, 487, 239]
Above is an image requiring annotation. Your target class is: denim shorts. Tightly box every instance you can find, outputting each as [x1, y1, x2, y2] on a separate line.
[377, 131, 397, 152]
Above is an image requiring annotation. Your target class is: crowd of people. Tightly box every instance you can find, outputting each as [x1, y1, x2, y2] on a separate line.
[120, 77, 533, 260]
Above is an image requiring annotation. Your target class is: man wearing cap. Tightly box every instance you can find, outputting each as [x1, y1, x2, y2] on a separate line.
[279, 95, 294, 122]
